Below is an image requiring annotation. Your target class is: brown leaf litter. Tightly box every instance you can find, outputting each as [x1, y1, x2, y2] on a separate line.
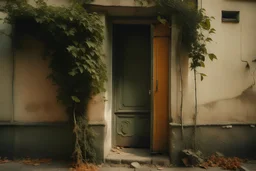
[70, 163, 98, 171]
[0, 157, 10, 164]
[200, 154, 244, 170]
[182, 150, 245, 170]
[19, 158, 52, 166]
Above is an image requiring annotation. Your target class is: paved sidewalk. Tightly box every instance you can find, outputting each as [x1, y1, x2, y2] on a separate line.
[100, 166, 228, 171]
[0, 162, 255, 171]
[0, 162, 70, 171]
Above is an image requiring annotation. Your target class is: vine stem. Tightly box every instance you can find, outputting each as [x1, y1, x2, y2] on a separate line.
[73, 104, 82, 164]
[193, 69, 198, 151]
[177, 28, 184, 139]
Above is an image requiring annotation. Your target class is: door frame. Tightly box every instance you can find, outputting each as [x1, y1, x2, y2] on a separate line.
[111, 18, 167, 151]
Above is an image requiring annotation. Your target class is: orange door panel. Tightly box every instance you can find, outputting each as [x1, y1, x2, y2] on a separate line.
[152, 24, 170, 153]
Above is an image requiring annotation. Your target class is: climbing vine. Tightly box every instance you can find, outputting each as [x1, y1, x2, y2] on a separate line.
[1, 0, 107, 164]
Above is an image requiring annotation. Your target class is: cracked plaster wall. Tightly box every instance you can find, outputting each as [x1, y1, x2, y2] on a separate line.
[172, 0, 256, 125]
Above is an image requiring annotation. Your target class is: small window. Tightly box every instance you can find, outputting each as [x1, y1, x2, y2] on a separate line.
[222, 11, 240, 23]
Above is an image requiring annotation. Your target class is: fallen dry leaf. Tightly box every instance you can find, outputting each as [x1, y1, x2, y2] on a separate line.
[70, 163, 98, 171]
[182, 158, 190, 167]
[0, 157, 10, 164]
[19, 158, 52, 166]
[203, 155, 243, 170]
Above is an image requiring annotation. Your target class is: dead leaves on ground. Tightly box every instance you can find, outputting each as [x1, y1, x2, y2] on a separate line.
[0, 157, 52, 166]
[19, 158, 52, 166]
[0, 157, 10, 164]
[199, 155, 243, 170]
[70, 163, 98, 171]
[0, 157, 98, 171]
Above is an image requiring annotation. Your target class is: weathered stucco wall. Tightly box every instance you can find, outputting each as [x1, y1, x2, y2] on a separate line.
[13, 36, 68, 122]
[0, 13, 13, 121]
[172, 0, 256, 125]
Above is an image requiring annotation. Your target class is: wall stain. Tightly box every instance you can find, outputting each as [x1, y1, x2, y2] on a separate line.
[43, 101, 53, 113]
[25, 103, 40, 112]
[201, 85, 256, 108]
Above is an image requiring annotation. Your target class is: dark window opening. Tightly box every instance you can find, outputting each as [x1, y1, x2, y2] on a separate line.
[222, 11, 240, 23]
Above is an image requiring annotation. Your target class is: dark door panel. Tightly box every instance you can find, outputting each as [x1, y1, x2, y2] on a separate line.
[113, 24, 151, 147]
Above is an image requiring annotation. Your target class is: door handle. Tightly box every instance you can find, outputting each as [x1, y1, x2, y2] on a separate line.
[156, 80, 158, 92]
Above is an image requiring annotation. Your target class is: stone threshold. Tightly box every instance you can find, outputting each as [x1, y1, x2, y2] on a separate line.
[105, 148, 170, 166]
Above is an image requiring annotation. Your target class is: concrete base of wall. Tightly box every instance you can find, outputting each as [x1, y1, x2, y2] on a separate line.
[169, 124, 256, 166]
[0, 124, 74, 160]
[0, 123, 105, 163]
[89, 124, 105, 163]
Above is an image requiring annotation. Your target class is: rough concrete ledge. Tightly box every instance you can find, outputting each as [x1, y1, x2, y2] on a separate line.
[105, 149, 170, 166]
[239, 163, 256, 171]
[169, 122, 256, 127]
[169, 126, 256, 166]
[105, 156, 170, 166]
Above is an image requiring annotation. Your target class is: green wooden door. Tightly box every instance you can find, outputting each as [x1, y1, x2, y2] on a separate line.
[113, 24, 151, 148]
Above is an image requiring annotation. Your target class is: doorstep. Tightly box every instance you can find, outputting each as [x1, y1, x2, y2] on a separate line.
[105, 148, 170, 166]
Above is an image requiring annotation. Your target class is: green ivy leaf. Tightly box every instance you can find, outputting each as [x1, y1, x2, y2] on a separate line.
[58, 24, 67, 30]
[200, 62, 205, 68]
[67, 46, 74, 52]
[72, 51, 78, 58]
[209, 53, 217, 61]
[209, 28, 216, 34]
[35, 18, 43, 23]
[68, 29, 75, 36]
[79, 66, 83, 73]
[202, 46, 207, 54]
[86, 41, 96, 48]
[200, 73, 207, 81]
[200, 18, 211, 30]
[157, 16, 167, 25]
[81, 48, 86, 53]
[68, 70, 76, 76]
[205, 37, 212, 42]
[82, 64, 88, 69]
[71, 96, 80, 103]
[205, 19, 211, 30]
[73, 41, 78, 46]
